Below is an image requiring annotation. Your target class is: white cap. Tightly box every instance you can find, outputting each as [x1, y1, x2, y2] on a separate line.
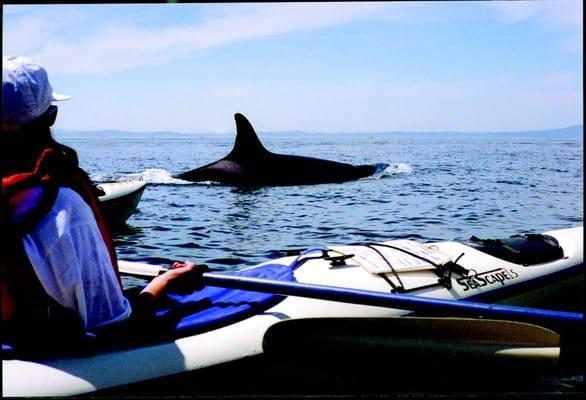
[2, 55, 70, 125]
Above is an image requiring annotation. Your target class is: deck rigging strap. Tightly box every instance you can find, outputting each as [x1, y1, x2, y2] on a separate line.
[288, 247, 331, 269]
[286, 242, 470, 292]
[436, 252, 466, 289]
[371, 242, 469, 278]
[370, 242, 444, 267]
[364, 244, 405, 291]
[356, 242, 470, 292]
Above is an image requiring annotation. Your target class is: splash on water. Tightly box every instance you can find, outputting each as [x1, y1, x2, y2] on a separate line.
[375, 163, 413, 178]
[91, 172, 123, 183]
[138, 168, 192, 184]
[92, 169, 189, 184]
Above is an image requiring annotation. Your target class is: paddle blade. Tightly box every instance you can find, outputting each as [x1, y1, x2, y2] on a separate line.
[263, 317, 564, 371]
[118, 260, 167, 278]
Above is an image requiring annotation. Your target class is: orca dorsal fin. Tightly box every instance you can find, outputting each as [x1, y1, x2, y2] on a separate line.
[226, 113, 270, 160]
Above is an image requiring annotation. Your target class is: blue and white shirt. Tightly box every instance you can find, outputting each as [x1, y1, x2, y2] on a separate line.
[22, 187, 132, 330]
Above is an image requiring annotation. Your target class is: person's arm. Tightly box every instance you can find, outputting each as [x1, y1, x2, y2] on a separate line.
[139, 261, 200, 299]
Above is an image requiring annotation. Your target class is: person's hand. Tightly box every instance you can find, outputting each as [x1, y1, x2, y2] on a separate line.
[167, 261, 209, 293]
[140, 260, 208, 299]
[170, 260, 196, 269]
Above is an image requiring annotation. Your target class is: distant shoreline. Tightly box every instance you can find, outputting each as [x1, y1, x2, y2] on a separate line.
[54, 125, 583, 140]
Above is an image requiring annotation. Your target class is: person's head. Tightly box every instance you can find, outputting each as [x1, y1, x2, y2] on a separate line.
[2, 56, 72, 174]
[3, 56, 70, 129]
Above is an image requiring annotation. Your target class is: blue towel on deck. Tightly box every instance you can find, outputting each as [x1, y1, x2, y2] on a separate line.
[154, 263, 295, 335]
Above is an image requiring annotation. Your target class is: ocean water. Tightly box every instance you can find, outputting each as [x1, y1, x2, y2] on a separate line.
[55, 131, 583, 274]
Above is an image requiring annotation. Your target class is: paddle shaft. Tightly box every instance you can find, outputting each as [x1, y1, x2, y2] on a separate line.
[200, 272, 584, 326]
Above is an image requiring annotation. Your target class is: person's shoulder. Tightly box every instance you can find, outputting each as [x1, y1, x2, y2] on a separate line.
[55, 186, 85, 205]
[53, 187, 94, 220]
[24, 187, 95, 243]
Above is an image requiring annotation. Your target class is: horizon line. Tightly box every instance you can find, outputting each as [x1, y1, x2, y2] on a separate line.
[54, 124, 584, 136]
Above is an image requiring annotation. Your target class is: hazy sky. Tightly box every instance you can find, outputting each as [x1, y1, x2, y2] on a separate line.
[3, 1, 583, 133]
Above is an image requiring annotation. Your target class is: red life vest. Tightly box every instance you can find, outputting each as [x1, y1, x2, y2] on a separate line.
[1, 147, 122, 321]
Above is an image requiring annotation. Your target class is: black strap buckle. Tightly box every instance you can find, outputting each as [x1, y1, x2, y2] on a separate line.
[325, 253, 354, 267]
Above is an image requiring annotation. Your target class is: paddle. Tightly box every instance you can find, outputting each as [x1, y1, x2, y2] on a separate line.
[262, 317, 584, 372]
[118, 260, 584, 329]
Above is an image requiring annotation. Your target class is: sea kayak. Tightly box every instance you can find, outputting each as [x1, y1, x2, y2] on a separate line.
[96, 180, 147, 226]
[2, 226, 583, 397]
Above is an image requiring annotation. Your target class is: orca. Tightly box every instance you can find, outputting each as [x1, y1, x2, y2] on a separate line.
[174, 113, 386, 186]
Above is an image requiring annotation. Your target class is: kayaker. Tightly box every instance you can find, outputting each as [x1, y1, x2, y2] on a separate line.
[1, 56, 201, 353]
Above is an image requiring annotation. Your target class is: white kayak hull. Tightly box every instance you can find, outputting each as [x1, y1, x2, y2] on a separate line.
[2, 226, 583, 396]
[96, 180, 147, 226]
